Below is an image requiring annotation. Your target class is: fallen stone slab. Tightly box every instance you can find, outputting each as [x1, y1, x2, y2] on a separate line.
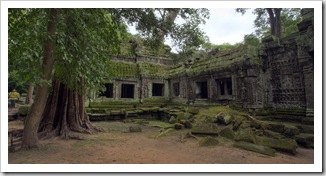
[198, 136, 219, 147]
[235, 128, 257, 144]
[186, 107, 199, 115]
[256, 136, 298, 155]
[233, 141, 276, 157]
[263, 130, 283, 139]
[191, 123, 219, 135]
[261, 121, 285, 133]
[219, 127, 235, 140]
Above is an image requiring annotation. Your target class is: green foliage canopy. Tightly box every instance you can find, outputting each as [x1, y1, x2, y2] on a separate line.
[236, 8, 302, 38]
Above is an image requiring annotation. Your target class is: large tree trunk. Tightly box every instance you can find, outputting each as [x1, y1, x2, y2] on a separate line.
[156, 9, 180, 41]
[38, 79, 103, 139]
[25, 82, 34, 104]
[266, 8, 282, 38]
[274, 8, 282, 38]
[22, 9, 59, 148]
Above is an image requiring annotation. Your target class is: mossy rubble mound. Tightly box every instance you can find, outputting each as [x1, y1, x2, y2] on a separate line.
[198, 136, 220, 147]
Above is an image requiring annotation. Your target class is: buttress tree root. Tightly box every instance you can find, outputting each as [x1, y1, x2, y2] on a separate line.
[38, 79, 103, 140]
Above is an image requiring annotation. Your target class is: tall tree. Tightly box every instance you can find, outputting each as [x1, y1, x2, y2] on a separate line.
[22, 8, 59, 148]
[236, 8, 301, 38]
[9, 8, 210, 148]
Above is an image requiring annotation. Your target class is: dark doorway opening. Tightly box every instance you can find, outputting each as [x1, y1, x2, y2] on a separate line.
[152, 83, 164, 96]
[217, 78, 232, 96]
[196, 81, 208, 99]
[100, 83, 113, 98]
[173, 83, 180, 96]
[121, 84, 134, 98]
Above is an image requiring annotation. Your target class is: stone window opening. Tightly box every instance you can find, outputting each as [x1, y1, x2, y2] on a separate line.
[152, 83, 164, 96]
[173, 83, 180, 96]
[217, 78, 232, 96]
[196, 81, 208, 99]
[121, 84, 135, 98]
[100, 83, 113, 98]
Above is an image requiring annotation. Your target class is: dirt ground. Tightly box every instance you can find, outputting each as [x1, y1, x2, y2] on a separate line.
[8, 120, 314, 164]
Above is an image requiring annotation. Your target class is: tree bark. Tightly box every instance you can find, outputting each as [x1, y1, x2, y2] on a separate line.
[156, 9, 180, 41]
[274, 8, 282, 38]
[25, 82, 34, 104]
[38, 79, 103, 140]
[22, 9, 59, 148]
[266, 8, 282, 38]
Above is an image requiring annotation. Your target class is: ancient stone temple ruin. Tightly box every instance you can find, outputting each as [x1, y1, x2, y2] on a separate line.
[90, 8, 314, 123]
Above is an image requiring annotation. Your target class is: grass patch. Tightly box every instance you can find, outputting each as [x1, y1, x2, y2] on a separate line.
[147, 120, 174, 129]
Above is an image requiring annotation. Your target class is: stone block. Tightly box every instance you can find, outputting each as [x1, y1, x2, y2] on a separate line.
[235, 128, 257, 144]
[256, 136, 298, 155]
[234, 141, 276, 157]
[198, 136, 219, 147]
[232, 117, 245, 131]
[187, 107, 199, 115]
[219, 127, 235, 140]
[191, 123, 219, 135]
[216, 113, 234, 125]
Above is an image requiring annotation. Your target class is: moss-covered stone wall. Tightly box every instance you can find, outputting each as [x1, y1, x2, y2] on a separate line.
[93, 9, 313, 118]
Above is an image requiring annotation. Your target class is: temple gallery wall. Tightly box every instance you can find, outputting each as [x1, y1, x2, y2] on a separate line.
[92, 8, 314, 119]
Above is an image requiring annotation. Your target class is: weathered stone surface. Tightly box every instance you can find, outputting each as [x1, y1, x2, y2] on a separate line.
[235, 128, 257, 144]
[182, 120, 193, 129]
[234, 141, 276, 157]
[250, 120, 262, 129]
[263, 130, 283, 139]
[176, 112, 192, 120]
[261, 122, 285, 133]
[301, 117, 314, 125]
[198, 136, 219, 147]
[219, 127, 235, 140]
[294, 133, 314, 148]
[187, 107, 199, 115]
[256, 136, 298, 155]
[191, 123, 219, 135]
[296, 124, 314, 134]
[283, 125, 300, 137]
[169, 116, 177, 124]
[232, 117, 245, 131]
[216, 113, 234, 125]
[202, 115, 217, 123]
[239, 121, 251, 129]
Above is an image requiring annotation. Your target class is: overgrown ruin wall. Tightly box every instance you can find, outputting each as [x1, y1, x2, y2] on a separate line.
[260, 8, 314, 116]
[94, 8, 314, 118]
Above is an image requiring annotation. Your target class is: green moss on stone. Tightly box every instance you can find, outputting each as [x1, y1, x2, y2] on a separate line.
[234, 141, 276, 157]
[219, 127, 235, 140]
[198, 136, 219, 147]
[256, 136, 298, 155]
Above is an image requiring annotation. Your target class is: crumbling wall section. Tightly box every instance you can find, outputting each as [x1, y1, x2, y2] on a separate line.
[260, 9, 314, 116]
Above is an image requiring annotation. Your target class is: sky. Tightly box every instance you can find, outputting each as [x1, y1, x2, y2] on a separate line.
[128, 8, 257, 52]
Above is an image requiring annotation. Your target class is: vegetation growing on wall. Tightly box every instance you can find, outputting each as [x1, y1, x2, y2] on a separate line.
[109, 61, 140, 79]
